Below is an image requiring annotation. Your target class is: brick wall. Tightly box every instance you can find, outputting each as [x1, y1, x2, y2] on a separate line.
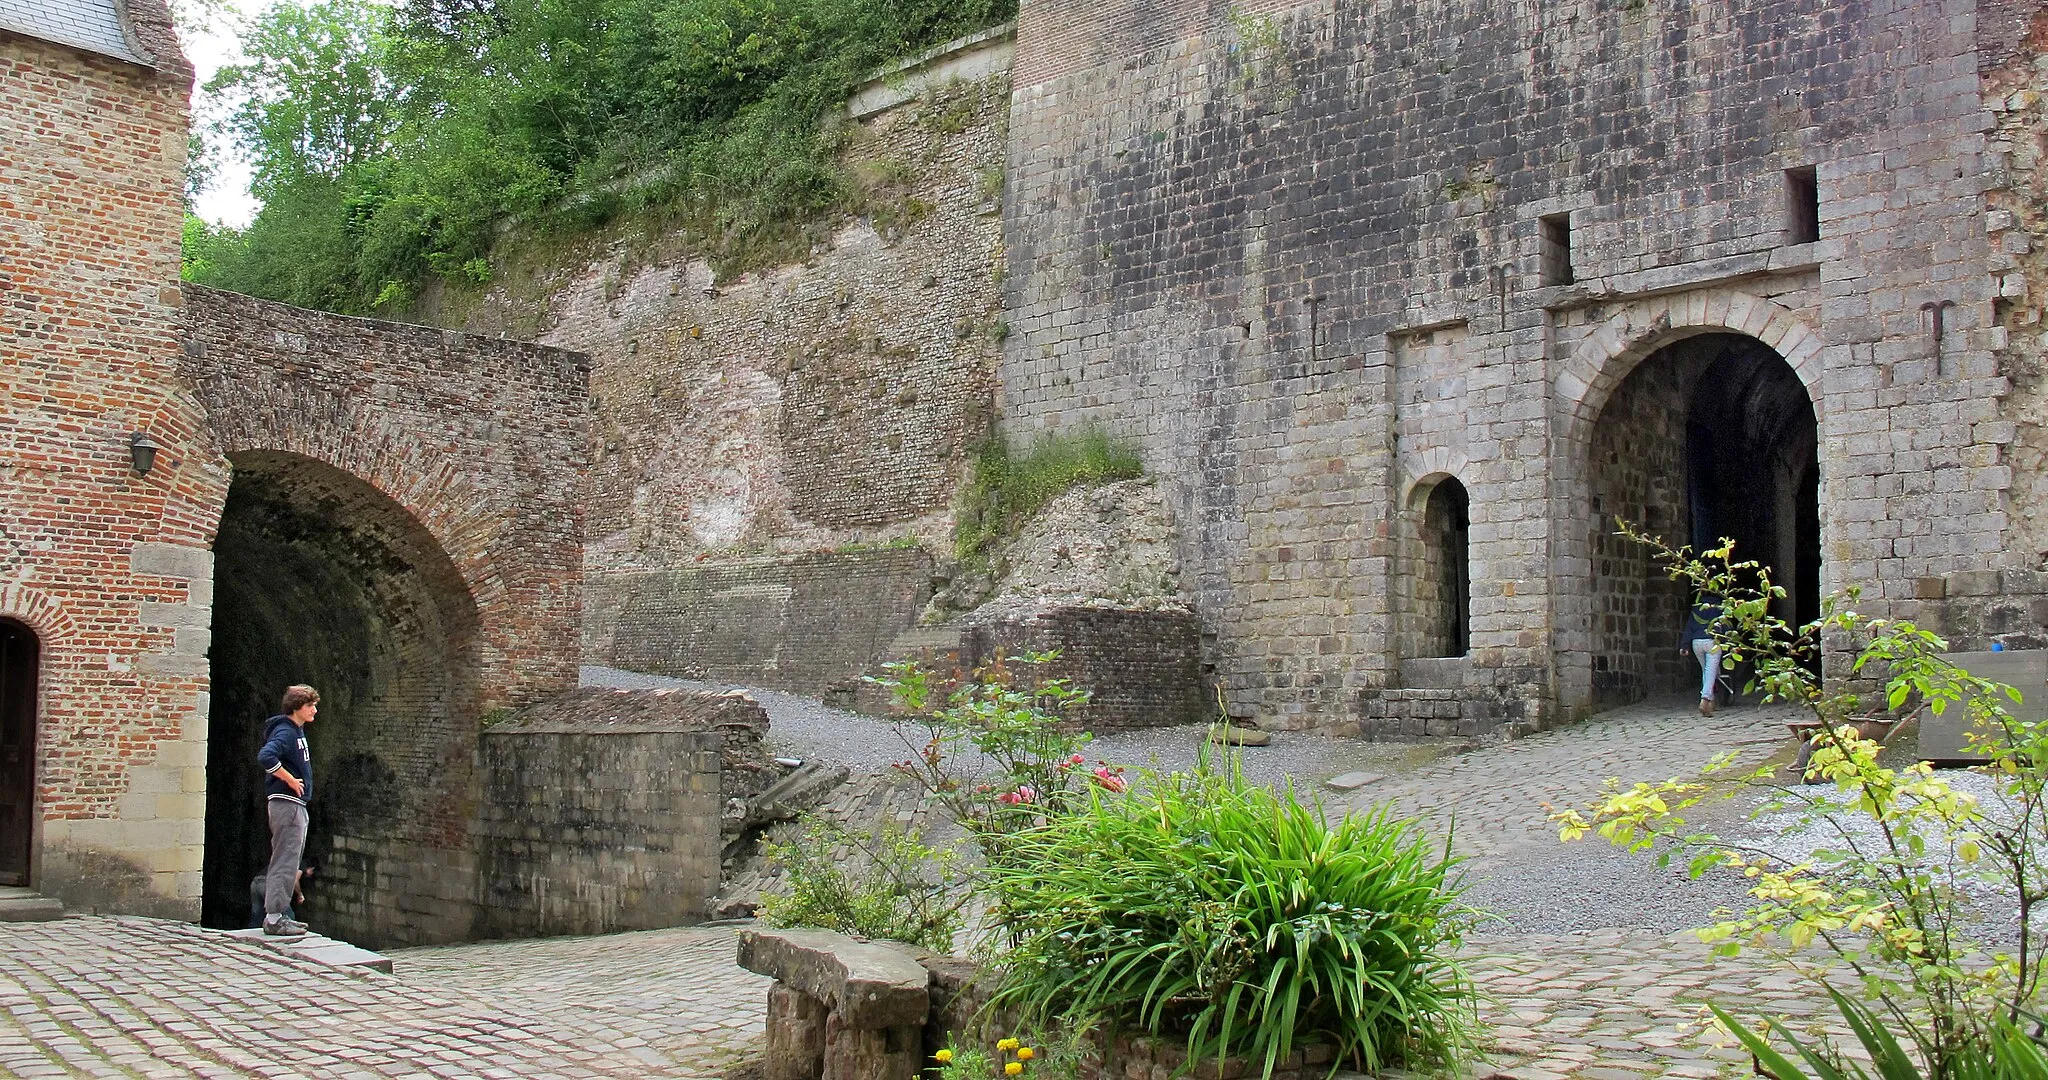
[1, 7, 218, 914]
[968, 606, 1208, 730]
[1003, 0, 2003, 731]
[475, 688, 768, 939]
[584, 548, 935, 695]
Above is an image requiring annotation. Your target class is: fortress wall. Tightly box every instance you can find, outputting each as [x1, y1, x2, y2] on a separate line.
[1002, 0, 2003, 730]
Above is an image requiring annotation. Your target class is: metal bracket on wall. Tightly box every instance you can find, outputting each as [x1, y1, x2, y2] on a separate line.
[1921, 299, 1957, 378]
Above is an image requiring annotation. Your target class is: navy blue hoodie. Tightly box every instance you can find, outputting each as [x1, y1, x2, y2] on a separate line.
[256, 714, 312, 806]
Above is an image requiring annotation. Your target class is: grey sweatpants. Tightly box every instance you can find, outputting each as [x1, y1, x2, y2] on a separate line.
[264, 799, 308, 919]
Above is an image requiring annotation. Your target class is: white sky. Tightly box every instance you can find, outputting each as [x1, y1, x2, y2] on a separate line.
[181, 6, 260, 227]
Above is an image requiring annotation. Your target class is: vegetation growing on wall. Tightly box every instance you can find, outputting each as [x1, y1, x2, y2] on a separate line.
[953, 429, 1145, 567]
[183, 0, 1015, 314]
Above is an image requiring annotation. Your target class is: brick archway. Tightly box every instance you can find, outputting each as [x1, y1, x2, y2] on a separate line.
[0, 583, 78, 646]
[176, 284, 588, 945]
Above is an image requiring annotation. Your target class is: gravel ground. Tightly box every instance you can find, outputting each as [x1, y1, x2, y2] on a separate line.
[579, 665, 1968, 939]
[580, 664, 1442, 787]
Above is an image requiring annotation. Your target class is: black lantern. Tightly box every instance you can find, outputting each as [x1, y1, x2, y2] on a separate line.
[129, 431, 162, 476]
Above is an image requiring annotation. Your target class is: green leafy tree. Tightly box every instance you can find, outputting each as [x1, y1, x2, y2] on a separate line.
[186, 0, 1016, 312]
[208, 0, 397, 196]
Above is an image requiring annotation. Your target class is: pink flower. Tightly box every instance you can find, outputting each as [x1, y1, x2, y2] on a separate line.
[1092, 766, 1128, 793]
[1070, 753, 1086, 764]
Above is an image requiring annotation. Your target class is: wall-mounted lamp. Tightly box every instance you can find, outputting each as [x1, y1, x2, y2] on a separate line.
[128, 431, 162, 476]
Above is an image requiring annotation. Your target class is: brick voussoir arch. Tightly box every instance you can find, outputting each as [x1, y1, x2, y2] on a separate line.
[1556, 287, 1825, 446]
[0, 583, 78, 645]
[179, 285, 588, 710]
[205, 420, 504, 607]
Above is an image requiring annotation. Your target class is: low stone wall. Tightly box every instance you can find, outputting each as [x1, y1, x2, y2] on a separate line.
[474, 687, 771, 938]
[584, 549, 935, 695]
[741, 928, 1334, 1080]
[965, 605, 1208, 730]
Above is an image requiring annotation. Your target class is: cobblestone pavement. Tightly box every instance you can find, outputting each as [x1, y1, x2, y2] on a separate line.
[0, 916, 766, 1079]
[0, 697, 1847, 1079]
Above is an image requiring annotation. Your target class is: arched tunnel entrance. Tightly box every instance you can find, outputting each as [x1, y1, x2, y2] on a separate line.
[1587, 333, 1820, 709]
[202, 451, 482, 946]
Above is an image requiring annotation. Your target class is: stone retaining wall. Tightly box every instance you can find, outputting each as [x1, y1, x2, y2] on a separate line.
[585, 549, 935, 696]
[474, 687, 769, 939]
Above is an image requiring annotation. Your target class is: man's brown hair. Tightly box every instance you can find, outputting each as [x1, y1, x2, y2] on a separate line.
[281, 684, 320, 715]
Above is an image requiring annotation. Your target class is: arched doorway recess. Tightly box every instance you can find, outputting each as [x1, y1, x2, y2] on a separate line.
[1420, 478, 1472, 658]
[1, 618, 39, 887]
[202, 450, 481, 944]
[1586, 332, 1820, 709]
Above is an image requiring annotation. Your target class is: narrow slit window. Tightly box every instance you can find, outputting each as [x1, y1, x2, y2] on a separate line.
[1539, 213, 1574, 286]
[1785, 166, 1820, 245]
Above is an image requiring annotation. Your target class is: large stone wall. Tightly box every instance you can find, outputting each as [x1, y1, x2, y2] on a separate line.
[1, 5, 215, 914]
[1002, 0, 2010, 732]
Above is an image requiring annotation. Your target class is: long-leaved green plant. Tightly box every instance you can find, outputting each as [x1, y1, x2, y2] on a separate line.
[983, 764, 1476, 1079]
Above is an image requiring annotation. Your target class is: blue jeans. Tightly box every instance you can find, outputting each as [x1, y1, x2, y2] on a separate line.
[1691, 638, 1722, 701]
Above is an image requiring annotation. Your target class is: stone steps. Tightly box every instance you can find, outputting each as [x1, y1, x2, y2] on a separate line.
[0, 886, 64, 922]
[219, 926, 394, 974]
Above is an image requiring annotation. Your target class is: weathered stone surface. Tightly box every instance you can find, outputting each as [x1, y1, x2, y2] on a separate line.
[1001, 0, 2028, 736]
[1323, 771, 1379, 792]
[765, 981, 830, 1080]
[736, 927, 932, 1030]
[585, 548, 935, 695]
[823, 1014, 923, 1080]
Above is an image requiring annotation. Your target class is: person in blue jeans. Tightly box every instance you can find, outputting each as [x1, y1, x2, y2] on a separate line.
[1678, 595, 1726, 716]
[257, 684, 318, 936]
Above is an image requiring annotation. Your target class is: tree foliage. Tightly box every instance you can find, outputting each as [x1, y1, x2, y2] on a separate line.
[187, 0, 1015, 313]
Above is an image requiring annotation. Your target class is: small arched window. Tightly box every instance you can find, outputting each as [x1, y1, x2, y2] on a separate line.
[1422, 479, 1470, 657]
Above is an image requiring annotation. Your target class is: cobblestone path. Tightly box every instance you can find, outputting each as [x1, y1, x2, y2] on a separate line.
[0, 699, 1845, 1079]
[1347, 697, 1800, 861]
[0, 917, 766, 1078]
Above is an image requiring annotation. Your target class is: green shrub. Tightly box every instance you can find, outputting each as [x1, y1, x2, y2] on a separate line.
[867, 651, 1103, 842]
[953, 429, 1144, 566]
[983, 766, 1476, 1078]
[759, 814, 965, 952]
[190, 0, 1016, 314]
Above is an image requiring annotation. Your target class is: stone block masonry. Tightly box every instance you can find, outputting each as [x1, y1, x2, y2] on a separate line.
[1002, 0, 2020, 733]
[585, 548, 935, 696]
[477, 688, 769, 938]
[965, 606, 1208, 731]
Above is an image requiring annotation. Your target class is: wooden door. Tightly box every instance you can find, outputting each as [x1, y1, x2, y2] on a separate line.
[0, 619, 38, 886]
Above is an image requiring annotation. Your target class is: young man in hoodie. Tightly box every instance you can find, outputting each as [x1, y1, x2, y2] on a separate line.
[257, 684, 318, 936]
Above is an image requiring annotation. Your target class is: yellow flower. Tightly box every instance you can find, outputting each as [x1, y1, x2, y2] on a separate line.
[997, 1039, 1019, 1052]
[1006, 1063, 1023, 1075]
[935, 1050, 954, 1065]
[1016, 1049, 1034, 1062]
